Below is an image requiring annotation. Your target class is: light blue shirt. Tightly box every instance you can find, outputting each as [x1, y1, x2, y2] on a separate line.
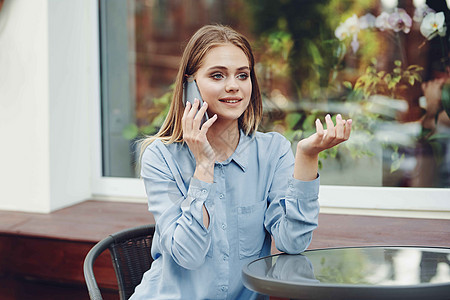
[131, 130, 320, 300]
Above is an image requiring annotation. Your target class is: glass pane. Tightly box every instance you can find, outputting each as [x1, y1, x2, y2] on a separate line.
[99, 0, 450, 189]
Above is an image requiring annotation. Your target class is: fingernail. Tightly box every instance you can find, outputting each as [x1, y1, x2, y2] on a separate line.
[337, 114, 342, 119]
[347, 119, 353, 125]
[326, 114, 331, 119]
[203, 102, 207, 106]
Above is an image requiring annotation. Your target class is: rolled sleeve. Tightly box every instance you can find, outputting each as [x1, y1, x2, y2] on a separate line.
[270, 175, 320, 254]
[285, 176, 320, 219]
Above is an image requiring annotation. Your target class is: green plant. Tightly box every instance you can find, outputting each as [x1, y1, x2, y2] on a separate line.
[345, 58, 423, 100]
[122, 85, 173, 140]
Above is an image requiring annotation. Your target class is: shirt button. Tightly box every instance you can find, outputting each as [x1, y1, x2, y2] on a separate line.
[201, 189, 207, 194]
[219, 193, 224, 199]
[221, 286, 228, 292]
[221, 223, 227, 230]
[222, 255, 228, 261]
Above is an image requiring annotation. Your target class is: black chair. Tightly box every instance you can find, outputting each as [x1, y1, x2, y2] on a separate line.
[83, 224, 155, 300]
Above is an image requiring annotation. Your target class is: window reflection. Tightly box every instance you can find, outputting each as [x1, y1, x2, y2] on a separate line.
[265, 248, 450, 286]
[420, 251, 450, 283]
[102, 0, 450, 186]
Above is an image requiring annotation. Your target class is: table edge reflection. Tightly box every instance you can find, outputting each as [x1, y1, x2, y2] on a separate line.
[242, 246, 450, 300]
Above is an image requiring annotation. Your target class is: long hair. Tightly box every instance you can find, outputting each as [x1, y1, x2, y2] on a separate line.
[139, 24, 262, 159]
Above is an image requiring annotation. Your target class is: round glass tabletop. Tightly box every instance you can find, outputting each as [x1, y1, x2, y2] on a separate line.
[242, 246, 450, 300]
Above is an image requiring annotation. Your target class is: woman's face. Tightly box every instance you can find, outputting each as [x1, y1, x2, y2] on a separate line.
[195, 44, 252, 123]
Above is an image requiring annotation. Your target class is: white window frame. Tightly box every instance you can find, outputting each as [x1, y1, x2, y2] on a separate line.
[89, 1, 450, 216]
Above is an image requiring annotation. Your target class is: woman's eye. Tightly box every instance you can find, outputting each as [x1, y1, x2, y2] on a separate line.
[211, 73, 224, 80]
[237, 73, 249, 80]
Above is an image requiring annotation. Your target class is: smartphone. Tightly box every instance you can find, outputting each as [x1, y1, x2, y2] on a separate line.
[183, 77, 209, 126]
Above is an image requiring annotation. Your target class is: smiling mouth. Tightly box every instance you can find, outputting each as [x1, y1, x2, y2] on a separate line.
[219, 99, 242, 103]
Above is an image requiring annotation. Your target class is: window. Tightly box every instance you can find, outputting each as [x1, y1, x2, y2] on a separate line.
[96, 0, 449, 210]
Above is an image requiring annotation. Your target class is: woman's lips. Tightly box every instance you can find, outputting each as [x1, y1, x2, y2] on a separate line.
[219, 97, 242, 104]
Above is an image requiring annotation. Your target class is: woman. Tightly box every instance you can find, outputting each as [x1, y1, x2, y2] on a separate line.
[131, 24, 352, 299]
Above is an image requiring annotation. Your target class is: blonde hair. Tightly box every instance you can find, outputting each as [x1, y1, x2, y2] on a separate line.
[139, 24, 262, 160]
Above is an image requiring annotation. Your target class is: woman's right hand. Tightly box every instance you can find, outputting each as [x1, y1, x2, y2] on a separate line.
[182, 99, 217, 182]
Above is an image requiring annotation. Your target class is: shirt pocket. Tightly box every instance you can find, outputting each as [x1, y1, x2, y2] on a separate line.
[237, 200, 267, 259]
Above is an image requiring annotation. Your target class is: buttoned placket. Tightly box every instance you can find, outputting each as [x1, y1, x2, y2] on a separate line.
[214, 162, 230, 298]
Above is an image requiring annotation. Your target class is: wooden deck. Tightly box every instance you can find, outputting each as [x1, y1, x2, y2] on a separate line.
[0, 200, 449, 299]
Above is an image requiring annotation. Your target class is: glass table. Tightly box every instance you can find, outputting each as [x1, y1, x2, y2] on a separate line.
[242, 246, 450, 300]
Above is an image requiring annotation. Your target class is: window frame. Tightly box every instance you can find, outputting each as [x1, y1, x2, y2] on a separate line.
[90, 1, 450, 214]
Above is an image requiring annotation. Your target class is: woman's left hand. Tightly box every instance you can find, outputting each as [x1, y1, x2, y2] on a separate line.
[293, 114, 352, 181]
[297, 114, 352, 157]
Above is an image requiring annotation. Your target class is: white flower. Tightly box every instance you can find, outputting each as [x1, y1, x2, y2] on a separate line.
[376, 12, 392, 31]
[359, 13, 377, 29]
[351, 34, 360, 53]
[413, 4, 435, 23]
[335, 14, 360, 40]
[388, 8, 412, 33]
[420, 11, 447, 40]
[335, 23, 349, 41]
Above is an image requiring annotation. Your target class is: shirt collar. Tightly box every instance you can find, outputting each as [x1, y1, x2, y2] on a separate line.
[228, 129, 252, 172]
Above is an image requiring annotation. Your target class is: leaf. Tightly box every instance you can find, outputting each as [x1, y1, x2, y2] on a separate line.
[318, 159, 323, 170]
[394, 60, 402, 67]
[390, 153, 404, 173]
[122, 124, 139, 140]
[428, 133, 450, 140]
[377, 71, 386, 78]
[407, 64, 424, 71]
[141, 124, 156, 135]
[304, 114, 318, 130]
[413, 73, 422, 82]
[335, 43, 347, 60]
[354, 78, 364, 90]
[151, 113, 166, 127]
[388, 81, 397, 90]
[408, 76, 415, 86]
[393, 76, 401, 83]
[328, 146, 339, 158]
[366, 66, 376, 74]
[308, 43, 323, 66]
[285, 113, 303, 128]
[343, 81, 353, 89]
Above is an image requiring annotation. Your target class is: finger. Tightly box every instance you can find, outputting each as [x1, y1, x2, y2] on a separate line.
[186, 98, 200, 129]
[315, 118, 324, 140]
[324, 114, 335, 139]
[200, 114, 218, 133]
[305, 118, 325, 147]
[182, 101, 191, 129]
[193, 101, 208, 129]
[335, 114, 345, 139]
[344, 119, 352, 140]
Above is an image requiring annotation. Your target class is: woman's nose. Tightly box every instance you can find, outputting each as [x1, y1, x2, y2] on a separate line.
[225, 78, 239, 92]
